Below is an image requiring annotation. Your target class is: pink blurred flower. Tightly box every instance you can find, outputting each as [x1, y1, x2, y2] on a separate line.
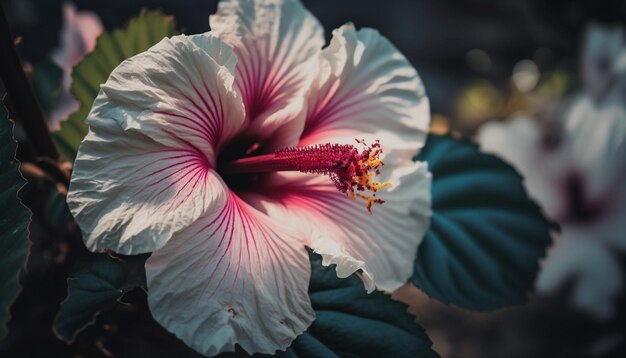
[479, 25, 626, 320]
[49, 2, 102, 129]
[67, 0, 431, 355]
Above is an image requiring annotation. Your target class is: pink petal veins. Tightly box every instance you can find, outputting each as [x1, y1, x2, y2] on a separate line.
[300, 24, 429, 154]
[146, 191, 314, 356]
[210, 0, 325, 146]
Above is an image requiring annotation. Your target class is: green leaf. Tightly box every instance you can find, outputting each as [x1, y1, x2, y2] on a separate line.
[412, 134, 553, 310]
[0, 103, 31, 339]
[52, 9, 177, 161]
[53, 252, 148, 342]
[31, 59, 63, 115]
[267, 251, 438, 358]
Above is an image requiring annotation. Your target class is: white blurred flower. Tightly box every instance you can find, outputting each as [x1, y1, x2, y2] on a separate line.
[479, 24, 626, 320]
[49, 2, 102, 129]
[582, 25, 626, 103]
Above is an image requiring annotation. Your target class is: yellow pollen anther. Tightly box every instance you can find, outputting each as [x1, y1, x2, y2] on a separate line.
[370, 180, 393, 192]
[355, 193, 385, 214]
[363, 156, 383, 168]
[347, 156, 393, 213]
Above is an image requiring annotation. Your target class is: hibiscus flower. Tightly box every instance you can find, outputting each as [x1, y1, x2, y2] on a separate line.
[67, 0, 432, 355]
[479, 25, 626, 320]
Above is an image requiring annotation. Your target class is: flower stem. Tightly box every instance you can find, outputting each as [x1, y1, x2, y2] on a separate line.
[0, 4, 59, 160]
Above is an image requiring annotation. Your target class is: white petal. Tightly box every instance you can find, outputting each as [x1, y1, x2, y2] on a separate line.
[537, 230, 623, 320]
[564, 95, 626, 202]
[68, 123, 228, 254]
[210, 0, 325, 147]
[478, 116, 570, 220]
[146, 191, 314, 356]
[68, 33, 244, 254]
[299, 24, 430, 153]
[581, 24, 626, 102]
[598, 194, 626, 250]
[246, 151, 432, 293]
[94, 33, 244, 161]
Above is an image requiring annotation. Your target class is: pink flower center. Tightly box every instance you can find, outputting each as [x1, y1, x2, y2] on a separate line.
[225, 140, 392, 212]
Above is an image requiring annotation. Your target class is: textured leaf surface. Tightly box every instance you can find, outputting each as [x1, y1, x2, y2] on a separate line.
[0, 103, 31, 339]
[52, 10, 177, 161]
[53, 253, 148, 341]
[412, 134, 553, 310]
[268, 251, 438, 358]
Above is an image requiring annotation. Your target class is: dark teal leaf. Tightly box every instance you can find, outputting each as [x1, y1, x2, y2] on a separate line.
[43, 186, 74, 235]
[54, 248, 437, 356]
[0, 102, 31, 339]
[31, 59, 63, 115]
[53, 252, 148, 341]
[267, 251, 438, 358]
[412, 134, 553, 310]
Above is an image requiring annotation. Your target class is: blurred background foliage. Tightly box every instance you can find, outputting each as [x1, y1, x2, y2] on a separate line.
[1, 0, 626, 357]
[3, 0, 625, 134]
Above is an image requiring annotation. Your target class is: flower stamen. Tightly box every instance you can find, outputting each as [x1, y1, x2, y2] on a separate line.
[226, 139, 392, 212]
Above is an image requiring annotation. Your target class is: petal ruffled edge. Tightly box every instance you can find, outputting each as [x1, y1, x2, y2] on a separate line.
[69, 33, 244, 254]
[537, 231, 623, 320]
[146, 190, 314, 355]
[210, 0, 325, 148]
[245, 151, 432, 293]
[299, 23, 430, 154]
[94, 33, 244, 160]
